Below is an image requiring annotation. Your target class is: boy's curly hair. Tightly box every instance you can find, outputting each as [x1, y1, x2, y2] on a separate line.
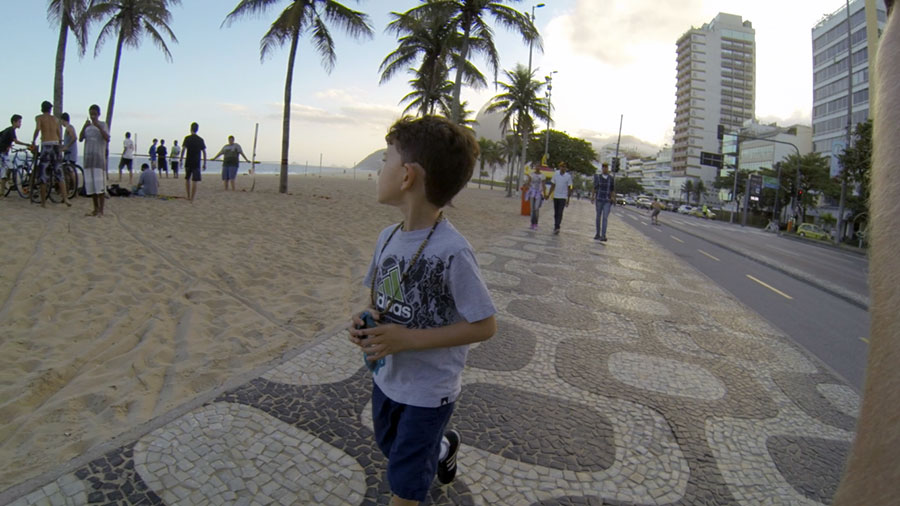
[386, 116, 479, 207]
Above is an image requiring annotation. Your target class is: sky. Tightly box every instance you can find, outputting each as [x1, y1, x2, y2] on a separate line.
[5, 0, 853, 167]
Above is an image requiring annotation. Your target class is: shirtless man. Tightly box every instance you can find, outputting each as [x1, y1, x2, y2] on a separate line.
[31, 100, 69, 207]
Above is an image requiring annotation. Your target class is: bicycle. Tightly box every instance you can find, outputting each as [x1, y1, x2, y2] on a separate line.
[4, 147, 36, 199]
[28, 148, 76, 205]
[59, 159, 83, 199]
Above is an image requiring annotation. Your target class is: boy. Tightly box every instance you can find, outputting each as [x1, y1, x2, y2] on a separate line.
[0, 114, 32, 197]
[180, 122, 206, 202]
[148, 138, 158, 172]
[348, 116, 497, 505]
[157, 139, 168, 178]
[31, 100, 70, 208]
[133, 162, 158, 197]
[169, 139, 181, 177]
[119, 132, 135, 183]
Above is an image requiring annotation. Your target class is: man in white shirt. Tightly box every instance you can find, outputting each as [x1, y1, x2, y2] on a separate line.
[546, 161, 573, 235]
[119, 132, 135, 183]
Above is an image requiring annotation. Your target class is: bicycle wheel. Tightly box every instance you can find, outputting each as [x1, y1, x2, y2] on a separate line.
[62, 163, 79, 199]
[13, 169, 29, 198]
[47, 171, 62, 203]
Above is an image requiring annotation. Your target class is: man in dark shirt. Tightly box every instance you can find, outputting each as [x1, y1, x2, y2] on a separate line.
[157, 139, 168, 178]
[180, 122, 206, 202]
[1, 114, 32, 196]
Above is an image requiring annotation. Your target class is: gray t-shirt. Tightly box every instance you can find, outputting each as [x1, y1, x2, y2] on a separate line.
[137, 169, 158, 196]
[363, 219, 496, 408]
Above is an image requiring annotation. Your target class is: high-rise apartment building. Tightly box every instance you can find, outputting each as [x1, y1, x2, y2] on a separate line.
[811, 0, 886, 173]
[673, 13, 756, 186]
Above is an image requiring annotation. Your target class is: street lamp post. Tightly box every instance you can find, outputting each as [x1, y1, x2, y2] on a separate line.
[515, 3, 545, 194]
[543, 71, 557, 162]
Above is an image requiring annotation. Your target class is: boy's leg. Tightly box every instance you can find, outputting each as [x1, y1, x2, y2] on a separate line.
[373, 384, 455, 503]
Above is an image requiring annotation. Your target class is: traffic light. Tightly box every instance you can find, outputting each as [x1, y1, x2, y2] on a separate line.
[797, 188, 803, 200]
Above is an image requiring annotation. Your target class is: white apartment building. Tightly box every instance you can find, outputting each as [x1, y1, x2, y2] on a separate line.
[642, 148, 673, 199]
[811, 0, 886, 173]
[673, 13, 756, 186]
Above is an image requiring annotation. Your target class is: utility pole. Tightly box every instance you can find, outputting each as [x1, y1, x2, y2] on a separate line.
[516, 3, 545, 196]
[835, 0, 853, 244]
[543, 71, 557, 161]
[614, 114, 623, 171]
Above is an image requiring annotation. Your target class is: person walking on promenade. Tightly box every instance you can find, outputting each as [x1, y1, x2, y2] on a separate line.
[119, 132, 135, 183]
[546, 161, 573, 235]
[31, 100, 70, 208]
[60, 113, 78, 165]
[79, 104, 110, 217]
[0, 114, 32, 197]
[180, 122, 206, 202]
[157, 139, 168, 178]
[148, 138, 158, 173]
[211, 135, 249, 191]
[169, 139, 180, 178]
[524, 167, 546, 230]
[348, 116, 497, 505]
[591, 162, 615, 241]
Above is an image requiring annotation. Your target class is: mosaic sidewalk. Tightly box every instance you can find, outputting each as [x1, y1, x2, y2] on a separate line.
[5, 202, 859, 505]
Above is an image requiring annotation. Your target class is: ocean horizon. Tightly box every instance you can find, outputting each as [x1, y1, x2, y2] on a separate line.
[66, 155, 377, 176]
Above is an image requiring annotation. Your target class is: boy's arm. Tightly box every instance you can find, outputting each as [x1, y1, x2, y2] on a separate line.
[349, 315, 497, 361]
[32, 116, 40, 144]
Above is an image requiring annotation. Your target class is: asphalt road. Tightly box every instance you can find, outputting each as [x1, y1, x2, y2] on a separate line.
[618, 208, 870, 391]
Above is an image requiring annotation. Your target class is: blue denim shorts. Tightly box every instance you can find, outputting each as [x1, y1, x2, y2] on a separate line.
[372, 382, 455, 501]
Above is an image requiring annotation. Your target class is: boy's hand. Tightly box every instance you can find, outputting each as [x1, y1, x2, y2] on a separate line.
[352, 323, 414, 362]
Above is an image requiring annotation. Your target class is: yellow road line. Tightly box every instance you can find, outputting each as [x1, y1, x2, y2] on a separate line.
[697, 249, 720, 261]
[860, 337, 869, 344]
[670, 235, 684, 243]
[746, 274, 794, 300]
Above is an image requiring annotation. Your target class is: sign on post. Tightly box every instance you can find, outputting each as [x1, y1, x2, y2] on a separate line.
[762, 176, 779, 190]
[700, 151, 723, 169]
[749, 174, 763, 202]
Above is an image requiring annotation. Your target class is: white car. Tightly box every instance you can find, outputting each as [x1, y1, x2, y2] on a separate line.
[677, 205, 694, 214]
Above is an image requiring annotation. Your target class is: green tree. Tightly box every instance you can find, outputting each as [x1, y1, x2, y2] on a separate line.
[616, 177, 643, 195]
[49, 0, 91, 117]
[781, 152, 835, 221]
[380, 4, 486, 116]
[681, 180, 693, 204]
[525, 129, 597, 176]
[837, 120, 872, 219]
[695, 179, 707, 204]
[485, 64, 547, 197]
[414, 0, 539, 123]
[500, 134, 520, 193]
[476, 137, 503, 188]
[87, 0, 181, 131]
[224, 0, 374, 194]
[714, 168, 752, 203]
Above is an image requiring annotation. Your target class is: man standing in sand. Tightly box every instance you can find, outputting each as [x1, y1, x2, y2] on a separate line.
[211, 135, 250, 191]
[169, 139, 180, 178]
[157, 139, 168, 178]
[180, 122, 206, 202]
[31, 100, 70, 208]
[149, 138, 158, 173]
[119, 132, 135, 183]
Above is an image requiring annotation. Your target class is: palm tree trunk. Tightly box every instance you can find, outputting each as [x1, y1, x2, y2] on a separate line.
[105, 33, 125, 131]
[450, 21, 472, 123]
[54, 20, 68, 118]
[279, 28, 301, 194]
[518, 120, 529, 196]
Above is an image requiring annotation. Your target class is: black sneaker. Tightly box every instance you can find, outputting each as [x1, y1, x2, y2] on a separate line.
[437, 430, 460, 485]
[600, 236, 608, 242]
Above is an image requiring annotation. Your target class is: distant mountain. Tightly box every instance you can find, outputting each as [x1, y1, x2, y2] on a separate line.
[580, 133, 663, 158]
[353, 148, 386, 171]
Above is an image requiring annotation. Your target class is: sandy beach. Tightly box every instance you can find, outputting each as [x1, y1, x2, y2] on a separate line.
[0, 173, 524, 490]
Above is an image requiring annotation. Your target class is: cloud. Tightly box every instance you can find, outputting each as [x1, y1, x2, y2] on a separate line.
[563, 0, 705, 66]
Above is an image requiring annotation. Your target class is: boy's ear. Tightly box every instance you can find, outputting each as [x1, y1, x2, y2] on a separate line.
[401, 162, 424, 190]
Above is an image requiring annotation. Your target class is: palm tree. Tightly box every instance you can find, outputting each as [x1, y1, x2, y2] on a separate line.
[695, 180, 707, 205]
[48, 0, 91, 117]
[476, 137, 504, 189]
[411, 0, 539, 123]
[681, 180, 694, 204]
[485, 64, 547, 197]
[224, 1, 373, 194]
[380, 5, 491, 118]
[501, 134, 520, 193]
[86, 0, 180, 131]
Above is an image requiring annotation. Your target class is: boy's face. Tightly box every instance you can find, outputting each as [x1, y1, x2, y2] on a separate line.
[377, 142, 405, 205]
[13, 119, 22, 129]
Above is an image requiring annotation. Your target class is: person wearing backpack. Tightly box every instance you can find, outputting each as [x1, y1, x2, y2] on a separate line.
[211, 135, 250, 191]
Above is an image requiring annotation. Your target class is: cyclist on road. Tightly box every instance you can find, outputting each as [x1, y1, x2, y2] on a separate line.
[31, 100, 70, 208]
[1, 114, 33, 197]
